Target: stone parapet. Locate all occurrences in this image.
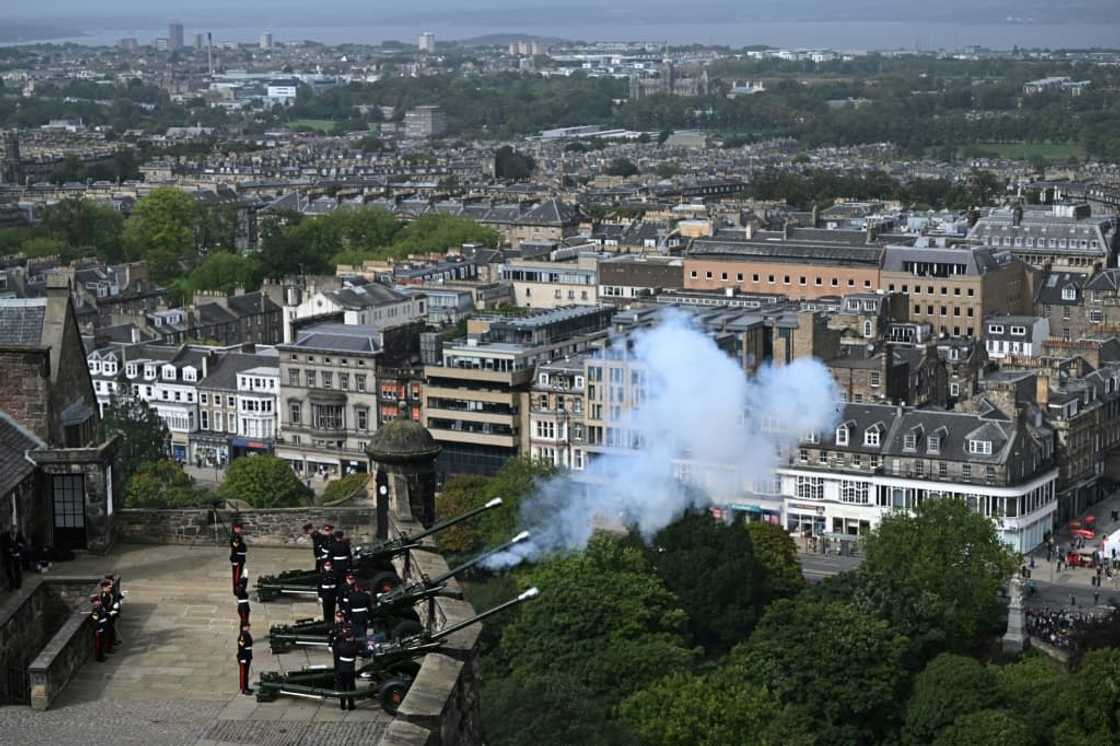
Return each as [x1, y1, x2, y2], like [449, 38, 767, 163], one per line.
[115, 507, 378, 548]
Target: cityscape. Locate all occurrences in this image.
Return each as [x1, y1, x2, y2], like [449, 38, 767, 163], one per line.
[2, 2, 1120, 744]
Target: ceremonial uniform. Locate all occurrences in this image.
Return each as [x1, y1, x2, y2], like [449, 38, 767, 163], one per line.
[91, 597, 108, 662]
[236, 580, 251, 626]
[318, 565, 338, 623]
[237, 628, 254, 694]
[100, 586, 119, 652]
[308, 528, 325, 573]
[333, 636, 359, 710]
[348, 587, 371, 641]
[1, 527, 25, 591]
[328, 533, 352, 574]
[229, 530, 247, 595]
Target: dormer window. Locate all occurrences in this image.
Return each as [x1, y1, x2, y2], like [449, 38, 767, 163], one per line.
[162, 365, 177, 380]
[1062, 286, 1076, 301]
[836, 426, 849, 447]
[864, 428, 880, 447]
[126, 364, 138, 378]
[1010, 325, 1027, 336]
[903, 434, 917, 451]
[805, 431, 819, 444]
[967, 439, 993, 455]
[988, 324, 1004, 335]
[927, 435, 941, 454]
[144, 365, 156, 380]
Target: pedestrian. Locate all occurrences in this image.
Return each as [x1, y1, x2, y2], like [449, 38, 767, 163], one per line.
[100, 579, 120, 653]
[319, 560, 338, 624]
[90, 595, 108, 662]
[0, 523, 25, 591]
[348, 584, 371, 641]
[237, 622, 254, 695]
[229, 523, 247, 596]
[1070, 593, 1078, 607]
[1094, 590, 1101, 606]
[236, 576, 251, 626]
[333, 629, 359, 711]
[1058, 554, 1066, 572]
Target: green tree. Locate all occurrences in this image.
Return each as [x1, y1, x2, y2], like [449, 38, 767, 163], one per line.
[124, 459, 210, 508]
[747, 520, 805, 602]
[902, 654, 1000, 745]
[995, 655, 1066, 738]
[606, 157, 639, 177]
[100, 374, 169, 482]
[434, 474, 492, 555]
[1054, 648, 1120, 742]
[184, 251, 261, 294]
[860, 497, 1018, 659]
[473, 457, 557, 550]
[932, 709, 1032, 746]
[621, 669, 779, 746]
[655, 161, 680, 179]
[492, 534, 695, 703]
[122, 187, 203, 283]
[40, 197, 126, 262]
[730, 597, 911, 743]
[217, 455, 313, 508]
[644, 510, 761, 652]
[321, 473, 369, 502]
[484, 670, 638, 746]
[391, 213, 500, 254]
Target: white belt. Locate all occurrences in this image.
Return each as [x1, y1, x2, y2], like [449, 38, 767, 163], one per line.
[321, 584, 336, 589]
[332, 556, 347, 561]
[242, 646, 252, 650]
[338, 657, 355, 662]
[349, 607, 367, 613]
[238, 599, 250, 605]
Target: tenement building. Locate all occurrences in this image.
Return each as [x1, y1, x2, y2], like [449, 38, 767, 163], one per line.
[774, 399, 1057, 553]
[968, 203, 1118, 271]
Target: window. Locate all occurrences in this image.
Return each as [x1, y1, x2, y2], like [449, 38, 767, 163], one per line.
[289, 402, 302, 425]
[339, 373, 350, 390]
[312, 404, 344, 430]
[322, 371, 333, 389]
[903, 434, 917, 450]
[927, 436, 941, 453]
[201, 410, 209, 430]
[1062, 286, 1077, 301]
[841, 481, 870, 505]
[355, 408, 368, 431]
[796, 476, 824, 500]
[306, 370, 316, 387]
[962, 464, 972, 479]
[355, 374, 367, 391]
[869, 371, 881, 387]
[864, 428, 880, 446]
[863, 320, 873, 338]
[967, 439, 992, 455]
[835, 426, 849, 446]
[201, 393, 208, 404]
[1010, 325, 1027, 336]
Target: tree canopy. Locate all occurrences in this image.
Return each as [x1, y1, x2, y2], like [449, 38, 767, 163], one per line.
[100, 375, 169, 484]
[217, 455, 313, 508]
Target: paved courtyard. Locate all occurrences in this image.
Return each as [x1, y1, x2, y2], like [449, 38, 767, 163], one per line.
[1, 543, 392, 745]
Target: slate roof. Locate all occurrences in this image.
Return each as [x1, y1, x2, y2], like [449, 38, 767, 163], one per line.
[1036, 271, 1089, 305]
[327, 284, 409, 309]
[0, 410, 44, 496]
[285, 322, 383, 354]
[689, 238, 883, 266]
[1086, 269, 1120, 293]
[0, 298, 46, 345]
[881, 244, 1012, 275]
[199, 352, 279, 392]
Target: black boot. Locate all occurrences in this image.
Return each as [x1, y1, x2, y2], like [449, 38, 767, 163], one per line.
[339, 699, 346, 711]
[347, 701, 355, 711]
[242, 687, 254, 695]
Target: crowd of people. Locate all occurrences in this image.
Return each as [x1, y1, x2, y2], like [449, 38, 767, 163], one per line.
[1025, 606, 1114, 652]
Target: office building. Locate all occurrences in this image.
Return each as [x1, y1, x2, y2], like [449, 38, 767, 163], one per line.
[169, 22, 185, 51]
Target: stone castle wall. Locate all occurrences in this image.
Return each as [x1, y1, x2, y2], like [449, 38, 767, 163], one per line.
[115, 506, 379, 548]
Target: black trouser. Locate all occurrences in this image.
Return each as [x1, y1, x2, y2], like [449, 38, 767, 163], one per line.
[335, 669, 355, 709]
[321, 596, 335, 624]
[4, 558, 20, 590]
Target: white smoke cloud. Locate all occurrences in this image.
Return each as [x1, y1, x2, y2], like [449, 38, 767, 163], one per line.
[488, 310, 841, 567]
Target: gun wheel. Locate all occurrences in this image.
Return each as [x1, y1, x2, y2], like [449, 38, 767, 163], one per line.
[391, 619, 424, 640]
[377, 679, 409, 714]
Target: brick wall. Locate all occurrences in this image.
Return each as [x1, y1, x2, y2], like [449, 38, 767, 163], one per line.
[115, 506, 379, 548]
[0, 348, 51, 443]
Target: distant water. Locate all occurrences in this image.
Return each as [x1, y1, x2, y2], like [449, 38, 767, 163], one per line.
[5, 21, 1120, 51]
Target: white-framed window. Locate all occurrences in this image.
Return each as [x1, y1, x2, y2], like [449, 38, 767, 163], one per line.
[967, 439, 993, 455]
[950, 382, 960, 397]
[1062, 287, 1076, 301]
[796, 476, 824, 500]
[903, 434, 917, 450]
[927, 435, 941, 454]
[835, 426, 849, 446]
[864, 428, 880, 447]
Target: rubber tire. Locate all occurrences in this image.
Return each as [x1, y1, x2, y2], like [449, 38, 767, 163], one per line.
[378, 679, 409, 715]
[370, 571, 401, 594]
[392, 619, 423, 640]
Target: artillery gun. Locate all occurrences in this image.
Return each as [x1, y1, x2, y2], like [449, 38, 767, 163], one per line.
[256, 587, 540, 713]
[254, 498, 503, 602]
[267, 531, 530, 654]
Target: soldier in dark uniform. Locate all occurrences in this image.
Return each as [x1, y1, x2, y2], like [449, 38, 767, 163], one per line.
[103, 574, 123, 644]
[237, 622, 254, 695]
[1, 524, 25, 591]
[319, 523, 333, 568]
[236, 576, 251, 626]
[328, 530, 351, 575]
[99, 579, 120, 653]
[304, 523, 325, 573]
[229, 523, 247, 596]
[333, 629, 359, 711]
[348, 583, 371, 641]
[318, 560, 338, 623]
[90, 595, 108, 662]
[337, 571, 357, 620]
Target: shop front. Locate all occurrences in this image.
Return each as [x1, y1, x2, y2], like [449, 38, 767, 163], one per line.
[191, 434, 230, 468]
[231, 436, 274, 459]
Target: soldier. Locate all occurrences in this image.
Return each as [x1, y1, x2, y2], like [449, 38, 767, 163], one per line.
[348, 583, 371, 642]
[318, 559, 338, 623]
[328, 530, 352, 574]
[100, 579, 120, 653]
[90, 595, 108, 662]
[333, 629, 359, 711]
[319, 523, 334, 568]
[1, 523, 25, 591]
[304, 523, 325, 573]
[237, 622, 254, 695]
[229, 523, 247, 595]
[236, 576, 251, 626]
[327, 609, 349, 650]
[337, 571, 357, 620]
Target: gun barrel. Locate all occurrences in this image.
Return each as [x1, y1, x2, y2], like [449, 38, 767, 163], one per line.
[429, 586, 540, 643]
[429, 531, 531, 587]
[407, 498, 504, 544]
